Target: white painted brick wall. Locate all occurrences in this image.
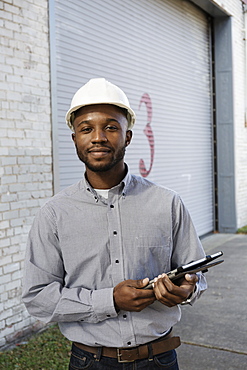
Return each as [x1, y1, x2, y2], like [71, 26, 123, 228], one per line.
[0, 0, 52, 349]
[232, 3, 247, 228]
[214, 0, 247, 228]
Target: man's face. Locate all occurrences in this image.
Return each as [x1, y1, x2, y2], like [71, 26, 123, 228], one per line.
[72, 104, 132, 173]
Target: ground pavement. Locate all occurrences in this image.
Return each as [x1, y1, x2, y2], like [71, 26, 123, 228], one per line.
[173, 233, 247, 370]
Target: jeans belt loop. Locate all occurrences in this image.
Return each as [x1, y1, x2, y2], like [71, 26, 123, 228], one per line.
[95, 347, 102, 361]
[148, 343, 154, 362]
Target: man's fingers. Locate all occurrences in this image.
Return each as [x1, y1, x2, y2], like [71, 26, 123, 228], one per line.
[184, 273, 198, 284]
[134, 277, 150, 289]
[153, 285, 176, 307]
[113, 279, 155, 312]
[153, 274, 194, 307]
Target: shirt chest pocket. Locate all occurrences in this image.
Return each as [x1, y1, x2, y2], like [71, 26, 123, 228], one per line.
[124, 236, 171, 280]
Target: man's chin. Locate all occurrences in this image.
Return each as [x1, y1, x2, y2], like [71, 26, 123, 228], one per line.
[86, 165, 112, 172]
[82, 160, 115, 173]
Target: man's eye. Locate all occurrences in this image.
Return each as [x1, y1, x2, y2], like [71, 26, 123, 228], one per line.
[106, 125, 118, 131]
[80, 127, 92, 133]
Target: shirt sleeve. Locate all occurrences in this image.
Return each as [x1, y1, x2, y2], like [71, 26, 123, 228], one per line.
[171, 194, 207, 304]
[22, 205, 118, 324]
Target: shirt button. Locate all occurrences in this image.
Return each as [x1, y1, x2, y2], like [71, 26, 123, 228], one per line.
[113, 231, 117, 235]
[110, 204, 114, 208]
[123, 314, 127, 319]
[127, 342, 131, 346]
[106, 314, 111, 318]
[115, 260, 119, 263]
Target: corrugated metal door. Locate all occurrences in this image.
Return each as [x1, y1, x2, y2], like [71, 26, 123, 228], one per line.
[50, 0, 213, 236]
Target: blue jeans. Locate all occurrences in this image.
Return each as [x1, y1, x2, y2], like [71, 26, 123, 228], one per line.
[69, 343, 179, 369]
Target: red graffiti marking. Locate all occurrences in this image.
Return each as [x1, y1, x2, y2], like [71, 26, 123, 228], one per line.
[139, 93, 155, 177]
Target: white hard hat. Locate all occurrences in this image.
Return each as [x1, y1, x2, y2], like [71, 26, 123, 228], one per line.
[65, 78, 136, 130]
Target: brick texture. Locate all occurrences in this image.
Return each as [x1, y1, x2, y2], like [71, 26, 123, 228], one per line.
[0, 0, 52, 348]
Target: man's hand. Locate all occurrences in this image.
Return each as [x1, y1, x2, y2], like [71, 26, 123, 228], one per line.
[113, 278, 156, 312]
[152, 273, 198, 307]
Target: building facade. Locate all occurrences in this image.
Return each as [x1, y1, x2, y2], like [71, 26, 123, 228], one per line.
[0, 0, 52, 347]
[0, 0, 246, 349]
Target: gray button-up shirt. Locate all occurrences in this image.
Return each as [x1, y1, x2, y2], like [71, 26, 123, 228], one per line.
[22, 169, 207, 348]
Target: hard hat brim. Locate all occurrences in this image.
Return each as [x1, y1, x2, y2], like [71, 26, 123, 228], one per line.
[66, 102, 136, 131]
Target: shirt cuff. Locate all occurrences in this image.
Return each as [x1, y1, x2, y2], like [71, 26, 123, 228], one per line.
[181, 274, 203, 305]
[181, 284, 197, 305]
[92, 287, 118, 322]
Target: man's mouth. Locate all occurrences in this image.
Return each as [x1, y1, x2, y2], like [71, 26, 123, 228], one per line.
[88, 147, 111, 158]
[89, 148, 110, 152]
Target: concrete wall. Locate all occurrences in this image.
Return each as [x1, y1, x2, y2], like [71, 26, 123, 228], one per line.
[0, 0, 52, 348]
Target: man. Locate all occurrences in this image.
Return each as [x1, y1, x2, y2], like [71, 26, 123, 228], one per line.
[22, 78, 207, 369]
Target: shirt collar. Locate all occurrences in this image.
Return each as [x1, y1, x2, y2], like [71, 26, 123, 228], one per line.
[82, 164, 132, 200]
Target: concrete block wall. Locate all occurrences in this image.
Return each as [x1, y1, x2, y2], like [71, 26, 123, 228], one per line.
[0, 0, 52, 348]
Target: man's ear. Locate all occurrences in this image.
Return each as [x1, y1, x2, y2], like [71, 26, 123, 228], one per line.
[72, 133, 76, 144]
[125, 130, 132, 147]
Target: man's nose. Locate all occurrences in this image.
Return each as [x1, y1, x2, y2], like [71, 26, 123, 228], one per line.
[91, 129, 108, 142]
